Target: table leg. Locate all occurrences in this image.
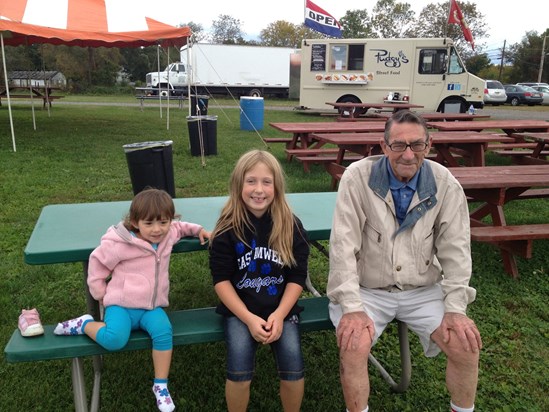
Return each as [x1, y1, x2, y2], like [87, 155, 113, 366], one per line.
[82, 261, 103, 411]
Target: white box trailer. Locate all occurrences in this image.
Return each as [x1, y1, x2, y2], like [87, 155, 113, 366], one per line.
[180, 43, 297, 97]
[299, 37, 484, 114]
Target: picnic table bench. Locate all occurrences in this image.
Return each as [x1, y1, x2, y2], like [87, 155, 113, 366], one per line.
[5, 296, 334, 412]
[0, 93, 65, 108]
[5, 193, 412, 411]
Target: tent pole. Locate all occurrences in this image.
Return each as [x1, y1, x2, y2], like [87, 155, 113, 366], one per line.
[1, 33, 17, 152]
[41, 44, 51, 118]
[166, 46, 170, 130]
[187, 39, 192, 117]
[157, 45, 162, 118]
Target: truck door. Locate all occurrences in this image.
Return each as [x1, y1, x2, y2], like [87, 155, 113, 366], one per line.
[414, 47, 472, 112]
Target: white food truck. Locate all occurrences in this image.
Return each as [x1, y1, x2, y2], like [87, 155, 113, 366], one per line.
[299, 37, 484, 113]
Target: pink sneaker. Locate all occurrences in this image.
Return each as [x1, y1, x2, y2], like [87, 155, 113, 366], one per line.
[18, 308, 45, 337]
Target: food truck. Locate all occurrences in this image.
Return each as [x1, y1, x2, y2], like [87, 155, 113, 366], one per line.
[299, 37, 484, 113]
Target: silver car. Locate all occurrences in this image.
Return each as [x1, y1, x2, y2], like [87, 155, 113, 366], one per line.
[530, 85, 549, 105]
[483, 80, 507, 105]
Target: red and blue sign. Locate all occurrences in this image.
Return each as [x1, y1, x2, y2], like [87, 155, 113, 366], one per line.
[304, 0, 342, 38]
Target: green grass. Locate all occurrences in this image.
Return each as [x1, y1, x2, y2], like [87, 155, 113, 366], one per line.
[1, 101, 548, 411]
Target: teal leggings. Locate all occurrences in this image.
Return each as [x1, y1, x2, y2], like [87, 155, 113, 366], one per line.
[94, 305, 173, 351]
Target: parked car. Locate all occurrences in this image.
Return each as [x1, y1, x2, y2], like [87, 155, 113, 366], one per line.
[516, 82, 549, 88]
[503, 84, 543, 106]
[530, 85, 549, 105]
[483, 80, 507, 105]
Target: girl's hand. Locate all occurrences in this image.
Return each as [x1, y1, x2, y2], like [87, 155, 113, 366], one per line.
[245, 314, 271, 344]
[198, 228, 211, 245]
[263, 311, 284, 344]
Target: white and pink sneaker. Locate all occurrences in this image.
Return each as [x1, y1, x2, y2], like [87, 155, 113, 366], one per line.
[18, 308, 45, 337]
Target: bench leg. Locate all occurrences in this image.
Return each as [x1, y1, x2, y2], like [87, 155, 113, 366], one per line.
[368, 321, 412, 393]
[72, 358, 89, 412]
[71, 357, 102, 412]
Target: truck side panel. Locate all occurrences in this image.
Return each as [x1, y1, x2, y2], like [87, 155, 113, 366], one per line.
[299, 38, 484, 112]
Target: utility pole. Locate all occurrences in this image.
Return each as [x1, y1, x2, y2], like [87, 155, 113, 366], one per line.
[538, 35, 548, 83]
[498, 40, 506, 81]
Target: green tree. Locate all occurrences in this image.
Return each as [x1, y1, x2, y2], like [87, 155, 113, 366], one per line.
[371, 0, 416, 38]
[211, 14, 245, 44]
[260, 21, 321, 48]
[464, 53, 491, 75]
[181, 21, 207, 43]
[339, 9, 375, 39]
[506, 31, 549, 83]
[414, 1, 487, 59]
[260, 21, 301, 48]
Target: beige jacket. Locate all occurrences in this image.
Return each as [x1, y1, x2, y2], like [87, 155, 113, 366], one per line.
[327, 156, 476, 315]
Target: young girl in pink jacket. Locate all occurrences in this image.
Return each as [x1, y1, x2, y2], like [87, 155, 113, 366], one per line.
[54, 188, 210, 412]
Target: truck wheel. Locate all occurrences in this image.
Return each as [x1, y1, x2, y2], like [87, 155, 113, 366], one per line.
[337, 96, 363, 117]
[438, 98, 468, 113]
[249, 89, 262, 97]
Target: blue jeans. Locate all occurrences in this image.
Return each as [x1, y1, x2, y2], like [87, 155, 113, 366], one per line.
[224, 314, 304, 382]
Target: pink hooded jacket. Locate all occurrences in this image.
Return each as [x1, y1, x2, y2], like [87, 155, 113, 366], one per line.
[88, 220, 203, 310]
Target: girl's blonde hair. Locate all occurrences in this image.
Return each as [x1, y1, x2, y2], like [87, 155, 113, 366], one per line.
[212, 150, 303, 266]
[123, 188, 180, 231]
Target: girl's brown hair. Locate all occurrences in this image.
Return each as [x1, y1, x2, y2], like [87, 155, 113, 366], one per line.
[211, 150, 303, 266]
[123, 188, 180, 231]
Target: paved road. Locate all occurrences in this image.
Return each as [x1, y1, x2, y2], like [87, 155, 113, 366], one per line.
[9, 99, 549, 120]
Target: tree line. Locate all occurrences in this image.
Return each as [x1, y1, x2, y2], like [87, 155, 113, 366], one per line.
[3, 0, 548, 92]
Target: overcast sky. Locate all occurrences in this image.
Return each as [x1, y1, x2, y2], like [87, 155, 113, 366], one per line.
[142, 0, 547, 52]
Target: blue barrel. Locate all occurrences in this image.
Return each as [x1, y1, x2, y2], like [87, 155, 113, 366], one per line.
[240, 97, 264, 131]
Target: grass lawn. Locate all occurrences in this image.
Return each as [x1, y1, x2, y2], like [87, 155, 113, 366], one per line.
[1, 100, 548, 411]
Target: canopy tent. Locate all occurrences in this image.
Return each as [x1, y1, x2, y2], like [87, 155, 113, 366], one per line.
[1, 0, 191, 151]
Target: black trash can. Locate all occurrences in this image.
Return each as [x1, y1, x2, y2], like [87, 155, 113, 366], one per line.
[186, 115, 217, 156]
[122, 140, 176, 198]
[190, 94, 209, 116]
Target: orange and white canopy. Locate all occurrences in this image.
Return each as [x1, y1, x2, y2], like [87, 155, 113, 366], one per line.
[0, 0, 190, 48]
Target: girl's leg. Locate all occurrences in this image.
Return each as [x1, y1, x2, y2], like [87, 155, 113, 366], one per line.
[141, 308, 175, 412]
[280, 378, 305, 412]
[225, 380, 251, 412]
[224, 316, 257, 412]
[54, 306, 131, 352]
[141, 307, 174, 378]
[271, 315, 305, 412]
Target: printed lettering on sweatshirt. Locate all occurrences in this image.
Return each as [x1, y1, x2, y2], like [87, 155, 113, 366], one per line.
[235, 239, 284, 294]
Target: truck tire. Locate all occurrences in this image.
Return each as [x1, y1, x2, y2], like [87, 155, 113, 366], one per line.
[249, 89, 262, 97]
[157, 84, 173, 97]
[336, 95, 363, 117]
[437, 98, 468, 113]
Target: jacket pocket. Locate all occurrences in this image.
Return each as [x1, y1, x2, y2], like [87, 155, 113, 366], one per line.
[359, 221, 384, 272]
[416, 229, 435, 274]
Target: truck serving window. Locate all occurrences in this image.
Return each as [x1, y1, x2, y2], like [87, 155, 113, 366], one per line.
[329, 44, 364, 71]
[419, 49, 447, 75]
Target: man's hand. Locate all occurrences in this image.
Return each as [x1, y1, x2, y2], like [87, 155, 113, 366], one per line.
[440, 312, 482, 352]
[336, 311, 375, 351]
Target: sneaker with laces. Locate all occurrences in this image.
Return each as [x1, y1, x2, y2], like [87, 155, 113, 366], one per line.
[18, 308, 45, 337]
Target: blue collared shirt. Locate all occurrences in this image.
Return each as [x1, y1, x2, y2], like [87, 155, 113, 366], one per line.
[387, 161, 420, 225]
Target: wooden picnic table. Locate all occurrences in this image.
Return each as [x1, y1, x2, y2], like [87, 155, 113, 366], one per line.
[426, 119, 549, 136]
[448, 164, 549, 277]
[0, 85, 64, 108]
[312, 131, 515, 188]
[506, 132, 549, 164]
[418, 112, 491, 121]
[326, 101, 424, 118]
[268, 121, 387, 155]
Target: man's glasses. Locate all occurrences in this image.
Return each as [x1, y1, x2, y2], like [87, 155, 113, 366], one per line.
[387, 141, 429, 152]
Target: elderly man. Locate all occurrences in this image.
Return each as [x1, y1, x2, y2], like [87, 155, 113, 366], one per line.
[327, 110, 482, 412]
